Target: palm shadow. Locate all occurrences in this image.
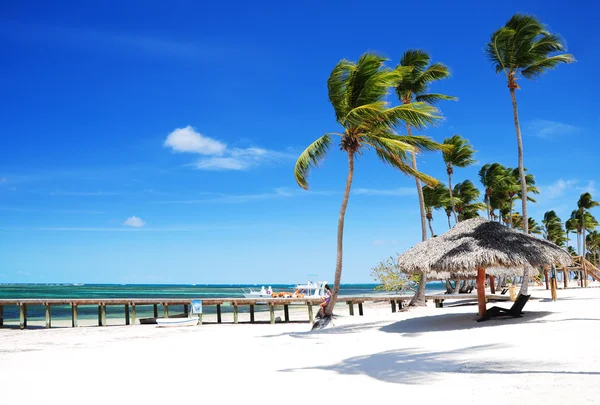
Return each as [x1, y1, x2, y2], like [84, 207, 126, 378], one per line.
[280, 344, 600, 384]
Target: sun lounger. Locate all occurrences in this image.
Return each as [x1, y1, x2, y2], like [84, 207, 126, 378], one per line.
[476, 294, 530, 322]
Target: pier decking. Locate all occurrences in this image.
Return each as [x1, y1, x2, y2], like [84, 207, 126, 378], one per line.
[0, 293, 512, 329]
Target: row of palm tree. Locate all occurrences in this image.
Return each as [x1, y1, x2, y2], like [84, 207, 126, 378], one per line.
[294, 13, 575, 316]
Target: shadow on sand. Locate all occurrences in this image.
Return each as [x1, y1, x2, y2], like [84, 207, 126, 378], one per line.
[280, 343, 600, 384]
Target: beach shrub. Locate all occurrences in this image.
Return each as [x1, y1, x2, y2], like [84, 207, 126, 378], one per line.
[371, 256, 419, 294]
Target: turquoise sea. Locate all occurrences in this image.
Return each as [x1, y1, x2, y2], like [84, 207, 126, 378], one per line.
[0, 283, 445, 323]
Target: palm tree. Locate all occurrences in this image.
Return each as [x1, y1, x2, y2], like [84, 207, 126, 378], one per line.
[395, 50, 456, 241]
[504, 167, 539, 228]
[527, 217, 543, 235]
[479, 163, 509, 219]
[569, 210, 598, 256]
[422, 184, 448, 238]
[542, 210, 566, 246]
[442, 135, 476, 223]
[295, 53, 443, 316]
[453, 180, 484, 221]
[586, 231, 600, 265]
[566, 216, 578, 253]
[486, 14, 574, 236]
[577, 192, 599, 259]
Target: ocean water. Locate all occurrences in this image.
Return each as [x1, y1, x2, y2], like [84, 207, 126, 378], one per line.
[0, 283, 445, 322]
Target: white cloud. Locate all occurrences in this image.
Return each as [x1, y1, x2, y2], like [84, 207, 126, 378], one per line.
[526, 119, 580, 139]
[124, 216, 146, 228]
[541, 179, 596, 200]
[164, 126, 226, 155]
[354, 188, 415, 196]
[164, 126, 293, 171]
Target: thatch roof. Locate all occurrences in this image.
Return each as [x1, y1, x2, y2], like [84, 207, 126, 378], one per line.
[397, 217, 573, 279]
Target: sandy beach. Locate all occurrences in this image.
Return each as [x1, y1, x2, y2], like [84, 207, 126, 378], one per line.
[1, 286, 599, 405]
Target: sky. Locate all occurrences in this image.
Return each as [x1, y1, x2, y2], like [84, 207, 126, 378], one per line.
[1, 0, 598, 284]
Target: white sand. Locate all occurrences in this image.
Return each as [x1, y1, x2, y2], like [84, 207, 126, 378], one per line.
[1, 287, 600, 405]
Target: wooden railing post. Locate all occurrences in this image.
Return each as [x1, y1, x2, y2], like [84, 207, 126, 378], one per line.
[249, 305, 255, 323]
[124, 304, 130, 325]
[0, 304, 3, 327]
[183, 304, 189, 317]
[72, 304, 78, 327]
[163, 304, 169, 318]
[131, 304, 136, 325]
[233, 305, 238, 324]
[283, 304, 290, 323]
[216, 304, 222, 323]
[390, 300, 396, 313]
[19, 303, 27, 330]
[269, 304, 275, 324]
[45, 304, 51, 328]
[307, 303, 313, 323]
[358, 302, 363, 316]
[153, 304, 158, 318]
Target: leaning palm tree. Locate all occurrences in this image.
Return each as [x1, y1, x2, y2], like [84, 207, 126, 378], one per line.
[442, 135, 476, 223]
[577, 192, 599, 259]
[479, 163, 509, 219]
[295, 53, 443, 316]
[453, 180, 484, 221]
[395, 50, 456, 241]
[422, 184, 448, 238]
[486, 14, 575, 237]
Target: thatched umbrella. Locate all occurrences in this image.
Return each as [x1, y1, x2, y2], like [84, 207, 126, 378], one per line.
[397, 217, 572, 316]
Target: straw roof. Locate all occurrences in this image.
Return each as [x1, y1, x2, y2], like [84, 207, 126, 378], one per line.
[397, 217, 573, 279]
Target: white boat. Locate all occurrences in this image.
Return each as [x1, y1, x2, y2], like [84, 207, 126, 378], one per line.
[155, 317, 198, 327]
[243, 281, 329, 300]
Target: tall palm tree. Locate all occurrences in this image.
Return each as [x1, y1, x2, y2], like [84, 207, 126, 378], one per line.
[586, 231, 600, 265]
[486, 13, 575, 237]
[422, 184, 448, 238]
[577, 192, 599, 259]
[566, 216, 578, 254]
[542, 210, 566, 246]
[442, 135, 476, 223]
[453, 180, 484, 221]
[395, 50, 456, 241]
[504, 167, 539, 228]
[479, 163, 509, 219]
[295, 53, 443, 316]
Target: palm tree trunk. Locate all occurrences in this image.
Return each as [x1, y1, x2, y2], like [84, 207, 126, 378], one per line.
[485, 194, 491, 220]
[508, 197, 514, 228]
[409, 271, 427, 306]
[581, 208, 587, 261]
[325, 150, 355, 316]
[446, 214, 451, 229]
[428, 217, 435, 239]
[510, 88, 529, 295]
[407, 125, 427, 242]
[448, 172, 458, 223]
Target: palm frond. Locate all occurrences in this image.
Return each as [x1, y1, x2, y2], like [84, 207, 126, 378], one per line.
[416, 63, 453, 86]
[521, 54, 575, 79]
[327, 60, 355, 122]
[294, 134, 333, 190]
[415, 93, 458, 105]
[442, 135, 477, 168]
[379, 102, 441, 130]
[373, 147, 439, 186]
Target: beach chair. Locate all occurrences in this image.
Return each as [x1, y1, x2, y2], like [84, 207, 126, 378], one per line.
[476, 294, 530, 322]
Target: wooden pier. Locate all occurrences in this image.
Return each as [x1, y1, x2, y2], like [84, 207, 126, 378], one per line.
[0, 293, 511, 330]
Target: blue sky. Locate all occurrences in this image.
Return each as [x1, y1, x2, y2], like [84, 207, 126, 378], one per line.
[1, 1, 598, 284]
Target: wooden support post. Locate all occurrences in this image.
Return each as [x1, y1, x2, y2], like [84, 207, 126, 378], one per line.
[390, 300, 396, 313]
[45, 304, 51, 329]
[348, 302, 354, 316]
[435, 299, 443, 308]
[489, 275, 496, 294]
[398, 300, 403, 310]
[163, 304, 169, 318]
[0, 304, 4, 327]
[72, 304, 78, 327]
[131, 304, 136, 325]
[584, 269, 589, 288]
[124, 304, 130, 325]
[19, 304, 27, 330]
[249, 305, 255, 323]
[307, 303, 314, 324]
[99, 304, 107, 327]
[544, 269, 549, 290]
[551, 278, 557, 301]
[284, 305, 289, 323]
[477, 267, 487, 317]
[269, 304, 275, 324]
[563, 267, 568, 288]
[216, 304, 222, 323]
[198, 313, 203, 325]
[183, 304, 189, 316]
[358, 302, 363, 316]
[153, 304, 158, 318]
[233, 305, 238, 324]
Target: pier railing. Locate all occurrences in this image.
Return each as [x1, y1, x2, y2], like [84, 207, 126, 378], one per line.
[0, 293, 511, 330]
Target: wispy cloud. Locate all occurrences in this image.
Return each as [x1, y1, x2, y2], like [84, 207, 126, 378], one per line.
[354, 188, 415, 196]
[49, 190, 121, 197]
[153, 187, 334, 204]
[541, 179, 596, 200]
[164, 126, 294, 171]
[526, 119, 581, 140]
[124, 216, 146, 228]
[3, 22, 240, 61]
